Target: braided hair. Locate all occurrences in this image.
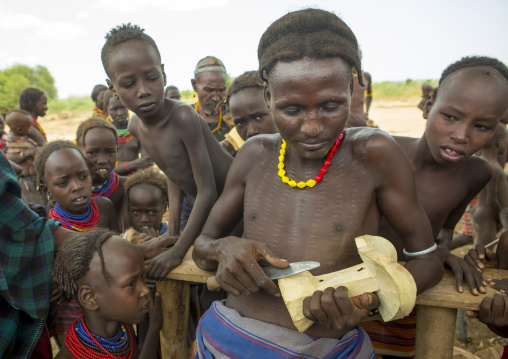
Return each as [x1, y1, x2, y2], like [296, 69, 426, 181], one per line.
[51, 229, 114, 300]
[258, 8, 363, 86]
[19, 88, 45, 113]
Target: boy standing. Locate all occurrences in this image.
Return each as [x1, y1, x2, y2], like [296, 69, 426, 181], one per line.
[101, 24, 233, 279]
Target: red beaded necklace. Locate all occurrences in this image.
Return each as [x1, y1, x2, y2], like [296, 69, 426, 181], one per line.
[278, 131, 345, 188]
[65, 316, 133, 359]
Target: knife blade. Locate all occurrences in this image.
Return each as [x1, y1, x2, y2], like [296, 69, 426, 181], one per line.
[207, 261, 320, 291]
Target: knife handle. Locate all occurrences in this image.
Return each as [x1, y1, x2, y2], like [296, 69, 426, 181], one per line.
[207, 276, 222, 291]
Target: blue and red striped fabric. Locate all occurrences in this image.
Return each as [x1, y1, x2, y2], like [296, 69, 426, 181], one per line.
[196, 301, 375, 359]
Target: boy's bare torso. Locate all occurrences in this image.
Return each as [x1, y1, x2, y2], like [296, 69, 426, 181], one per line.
[378, 136, 490, 256]
[129, 100, 232, 196]
[117, 137, 141, 163]
[227, 129, 385, 338]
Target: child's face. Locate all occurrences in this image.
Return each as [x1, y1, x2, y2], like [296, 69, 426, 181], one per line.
[107, 42, 166, 119]
[82, 127, 118, 180]
[85, 236, 151, 324]
[265, 57, 353, 159]
[42, 148, 92, 215]
[96, 90, 106, 110]
[35, 95, 48, 118]
[6, 113, 32, 136]
[129, 184, 166, 232]
[107, 96, 129, 128]
[230, 87, 277, 141]
[165, 88, 181, 100]
[192, 72, 227, 116]
[423, 71, 508, 164]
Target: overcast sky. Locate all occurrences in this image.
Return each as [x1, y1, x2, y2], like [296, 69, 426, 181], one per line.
[1, 0, 507, 98]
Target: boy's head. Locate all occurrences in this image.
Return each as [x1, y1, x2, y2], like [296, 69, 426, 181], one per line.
[102, 24, 166, 119]
[258, 9, 361, 159]
[35, 140, 92, 213]
[91, 84, 108, 110]
[423, 56, 508, 164]
[125, 167, 168, 232]
[226, 71, 277, 141]
[5, 109, 33, 137]
[164, 85, 181, 100]
[52, 229, 151, 324]
[191, 56, 227, 116]
[103, 89, 129, 128]
[19, 88, 47, 118]
[422, 84, 433, 98]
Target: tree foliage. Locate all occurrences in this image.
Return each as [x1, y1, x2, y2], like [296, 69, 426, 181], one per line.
[0, 64, 57, 114]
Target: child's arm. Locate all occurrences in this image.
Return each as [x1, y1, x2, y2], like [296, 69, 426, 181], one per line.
[28, 126, 46, 146]
[114, 157, 153, 175]
[5, 147, 37, 164]
[139, 292, 162, 359]
[146, 111, 219, 280]
[369, 132, 444, 294]
[166, 179, 183, 236]
[435, 166, 491, 294]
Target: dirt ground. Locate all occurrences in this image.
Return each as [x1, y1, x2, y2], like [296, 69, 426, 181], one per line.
[42, 99, 501, 357]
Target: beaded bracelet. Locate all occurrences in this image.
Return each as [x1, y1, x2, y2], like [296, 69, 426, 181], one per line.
[403, 243, 437, 257]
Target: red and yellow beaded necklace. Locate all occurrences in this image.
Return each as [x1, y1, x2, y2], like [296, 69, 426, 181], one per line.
[278, 131, 344, 188]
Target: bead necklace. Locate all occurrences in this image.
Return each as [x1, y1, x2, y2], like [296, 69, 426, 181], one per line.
[278, 131, 345, 188]
[66, 316, 133, 359]
[195, 101, 222, 134]
[92, 172, 120, 198]
[116, 128, 133, 144]
[49, 201, 99, 232]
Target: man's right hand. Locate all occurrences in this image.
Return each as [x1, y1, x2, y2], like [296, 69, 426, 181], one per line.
[214, 237, 289, 297]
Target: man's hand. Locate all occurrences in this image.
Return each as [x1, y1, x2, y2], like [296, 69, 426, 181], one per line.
[464, 244, 499, 271]
[130, 156, 153, 172]
[302, 287, 379, 334]
[439, 248, 486, 295]
[145, 247, 185, 280]
[213, 237, 289, 297]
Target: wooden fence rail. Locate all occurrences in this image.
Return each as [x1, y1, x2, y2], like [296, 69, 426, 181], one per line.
[155, 249, 508, 359]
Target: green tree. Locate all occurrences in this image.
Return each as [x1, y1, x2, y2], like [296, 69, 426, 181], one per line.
[0, 64, 57, 114]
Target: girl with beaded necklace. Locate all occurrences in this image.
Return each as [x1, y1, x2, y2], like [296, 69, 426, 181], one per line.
[76, 117, 129, 231]
[52, 229, 162, 359]
[35, 140, 119, 345]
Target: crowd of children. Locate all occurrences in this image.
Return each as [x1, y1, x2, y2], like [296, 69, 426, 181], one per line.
[1, 7, 508, 359]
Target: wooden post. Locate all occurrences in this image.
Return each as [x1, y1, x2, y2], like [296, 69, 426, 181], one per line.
[414, 305, 456, 359]
[156, 279, 190, 359]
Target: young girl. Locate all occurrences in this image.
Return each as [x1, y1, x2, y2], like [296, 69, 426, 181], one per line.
[102, 90, 153, 176]
[91, 84, 108, 118]
[52, 229, 162, 359]
[76, 117, 128, 230]
[19, 87, 48, 145]
[124, 167, 168, 241]
[35, 140, 119, 344]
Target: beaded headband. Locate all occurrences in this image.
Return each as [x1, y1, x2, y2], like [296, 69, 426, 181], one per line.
[194, 66, 226, 75]
[194, 56, 226, 75]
